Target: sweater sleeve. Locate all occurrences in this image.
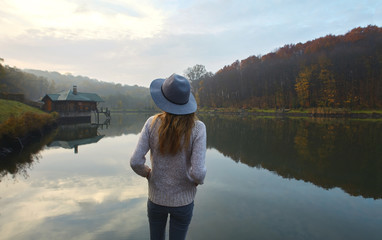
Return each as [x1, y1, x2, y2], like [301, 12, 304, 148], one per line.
[190, 121, 207, 185]
[130, 117, 152, 178]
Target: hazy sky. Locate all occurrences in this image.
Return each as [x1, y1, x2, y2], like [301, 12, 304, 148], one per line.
[1, 0, 381, 87]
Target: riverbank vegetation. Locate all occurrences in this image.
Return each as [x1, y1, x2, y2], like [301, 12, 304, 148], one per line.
[0, 99, 46, 122]
[0, 99, 58, 145]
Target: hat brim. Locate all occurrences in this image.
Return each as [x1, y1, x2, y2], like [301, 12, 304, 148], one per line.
[150, 78, 197, 115]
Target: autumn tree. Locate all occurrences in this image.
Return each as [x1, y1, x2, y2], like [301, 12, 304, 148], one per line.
[319, 68, 337, 107]
[295, 66, 315, 108]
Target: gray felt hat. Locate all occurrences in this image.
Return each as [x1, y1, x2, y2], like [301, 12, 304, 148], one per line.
[150, 74, 197, 115]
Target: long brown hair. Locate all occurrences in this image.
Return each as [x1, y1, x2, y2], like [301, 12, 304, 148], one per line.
[152, 112, 197, 155]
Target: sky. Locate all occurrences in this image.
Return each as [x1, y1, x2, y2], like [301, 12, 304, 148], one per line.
[1, 0, 381, 87]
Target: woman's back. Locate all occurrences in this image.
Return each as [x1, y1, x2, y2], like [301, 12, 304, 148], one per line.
[131, 115, 206, 207]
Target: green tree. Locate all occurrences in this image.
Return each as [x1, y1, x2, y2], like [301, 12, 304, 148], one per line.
[184, 64, 213, 105]
[184, 64, 208, 82]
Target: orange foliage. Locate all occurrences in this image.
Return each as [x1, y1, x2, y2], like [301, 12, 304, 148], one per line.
[0, 112, 57, 140]
[343, 25, 382, 42]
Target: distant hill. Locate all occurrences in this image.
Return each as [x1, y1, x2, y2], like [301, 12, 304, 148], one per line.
[0, 65, 155, 110]
[23, 69, 147, 98]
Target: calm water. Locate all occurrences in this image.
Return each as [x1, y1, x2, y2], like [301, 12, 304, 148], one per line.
[1, 114, 381, 240]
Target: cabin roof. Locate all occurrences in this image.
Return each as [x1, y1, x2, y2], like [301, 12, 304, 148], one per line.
[45, 90, 104, 102]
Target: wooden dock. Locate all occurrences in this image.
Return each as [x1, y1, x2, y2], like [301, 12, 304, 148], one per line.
[94, 107, 111, 124]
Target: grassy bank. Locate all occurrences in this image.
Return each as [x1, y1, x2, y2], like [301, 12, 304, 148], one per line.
[0, 99, 58, 142]
[0, 99, 46, 123]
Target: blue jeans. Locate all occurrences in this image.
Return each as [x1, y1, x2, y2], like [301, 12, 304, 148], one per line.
[147, 200, 194, 240]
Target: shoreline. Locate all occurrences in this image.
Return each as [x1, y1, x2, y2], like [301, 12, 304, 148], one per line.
[110, 108, 382, 119]
[109, 108, 382, 119]
[196, 109, 382, 119]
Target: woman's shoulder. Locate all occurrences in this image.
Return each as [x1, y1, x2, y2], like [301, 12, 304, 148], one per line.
[142, 115, 158, 131]
[195, 119, 205, 127]
[145, 115, 160, 125]
[193, 120, 206, 134]
[147, 115, 156, 122]
[143, 116, 154, 126]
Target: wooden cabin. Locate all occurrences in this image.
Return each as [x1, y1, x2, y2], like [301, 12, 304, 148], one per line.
[42, 86, 104, 123]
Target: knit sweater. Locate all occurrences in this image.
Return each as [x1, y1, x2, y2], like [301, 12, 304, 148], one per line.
[130, 116, 207, 207]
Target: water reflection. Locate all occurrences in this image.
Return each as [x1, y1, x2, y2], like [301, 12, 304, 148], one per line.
[0, 130, 57, 181]
[96, 113, 151, 137]
[199, 115, 382, 199]
[47, 124, 105, 154]
[3, 113, 381, 200]
[1, 114, 381, 240]
[0, 114, 151, 240]
[0, 113, 149, 181]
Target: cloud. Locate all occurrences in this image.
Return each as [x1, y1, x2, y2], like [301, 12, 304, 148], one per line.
[0, 174, 148, 239]
[0, 0, 165, 40]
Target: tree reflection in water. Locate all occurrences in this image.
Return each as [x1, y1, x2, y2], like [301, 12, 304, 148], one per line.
[0, 130, 57, 181]
[199, 115, 382, 199]
[1, 123, 105, 180]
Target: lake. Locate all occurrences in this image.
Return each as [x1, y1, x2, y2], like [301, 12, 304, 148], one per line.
[1, 114, 381, 240]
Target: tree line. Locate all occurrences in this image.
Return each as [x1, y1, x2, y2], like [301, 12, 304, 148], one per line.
[192, 25, 382, 110]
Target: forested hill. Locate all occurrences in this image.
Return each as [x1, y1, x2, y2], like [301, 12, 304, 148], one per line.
[194, 25, 382, 110]
[0, 65, 154, 110]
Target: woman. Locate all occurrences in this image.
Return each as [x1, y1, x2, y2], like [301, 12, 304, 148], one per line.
[130, 74, 207, 240]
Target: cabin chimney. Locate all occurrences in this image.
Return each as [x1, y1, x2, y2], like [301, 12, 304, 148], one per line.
[73, 85, 77, 95]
